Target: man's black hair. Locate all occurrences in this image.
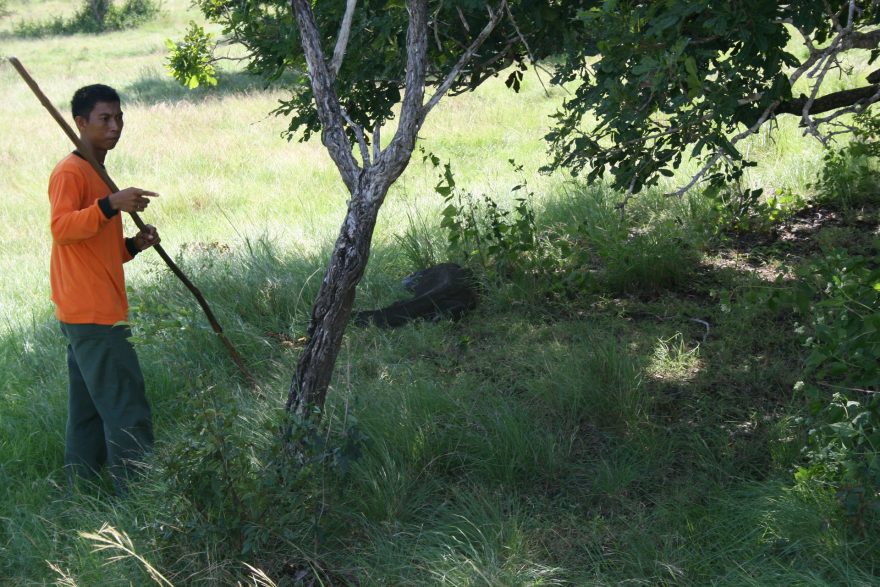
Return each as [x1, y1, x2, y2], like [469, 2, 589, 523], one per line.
[71, 84, 121, 120]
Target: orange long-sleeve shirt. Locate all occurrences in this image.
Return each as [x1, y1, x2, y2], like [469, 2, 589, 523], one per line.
[49, 153, 135, 325]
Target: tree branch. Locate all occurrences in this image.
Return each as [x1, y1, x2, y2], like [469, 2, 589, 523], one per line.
[846, 28, 880, 49]
[372, 121, 381, 162]
[291, 0, 360, 192]
[432, 0, 444, 51]
[421, 1, 508, 121]
[505, 4, 550, 96]
[674, 7, 877, 194]
[788, 19, 847, 88]
[668, 99, 781, 197]
[802, 54, 842, 140]
[331, 0, 358, 81]
[505, 4, 530, 61]
[810, 85, 880, 126]
[380, 0, 429, 180]
[792, 22, 819, 56]
[801, 1, 858, 135]
[340, 106, 371, 166]
[776, 84, 880, 116]
[448, 45, 516, 94]
[456, 6, 471, 33]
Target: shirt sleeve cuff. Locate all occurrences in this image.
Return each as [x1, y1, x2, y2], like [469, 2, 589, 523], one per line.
[98, 196, 118, 219]
[125, 238, 140, 258]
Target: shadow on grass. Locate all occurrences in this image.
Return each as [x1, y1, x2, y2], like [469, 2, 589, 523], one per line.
[123, 69, 284, 106]
[1, 228, 876, 584]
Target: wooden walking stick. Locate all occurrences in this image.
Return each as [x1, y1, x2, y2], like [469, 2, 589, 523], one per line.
[8, 56, 255, 386]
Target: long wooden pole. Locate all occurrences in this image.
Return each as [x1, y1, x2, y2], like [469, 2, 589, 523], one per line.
[8, 56, 255, 386]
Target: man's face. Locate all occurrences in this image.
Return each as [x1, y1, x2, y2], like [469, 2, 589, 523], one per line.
[75, 101, 124, 152]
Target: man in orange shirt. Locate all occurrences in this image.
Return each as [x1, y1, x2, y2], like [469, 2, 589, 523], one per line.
[50, 84, 160, 491]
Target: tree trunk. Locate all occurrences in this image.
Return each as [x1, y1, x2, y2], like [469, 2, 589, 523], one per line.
[285, 0, 430, 422]
[286, 176, 386, 419]
[285, 0, 504, 422]
[90, 0, 110, 26]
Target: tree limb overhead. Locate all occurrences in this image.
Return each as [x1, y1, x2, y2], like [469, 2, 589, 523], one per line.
[775, 84, 880, 116]
[330, 0, 357, 82]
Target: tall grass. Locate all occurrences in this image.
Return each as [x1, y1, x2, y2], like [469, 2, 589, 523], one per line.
[3, 224, 879, 584]
[2, 1, 879, 585]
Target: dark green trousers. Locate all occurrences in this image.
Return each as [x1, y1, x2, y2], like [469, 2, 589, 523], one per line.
[60, 322, 153, 491]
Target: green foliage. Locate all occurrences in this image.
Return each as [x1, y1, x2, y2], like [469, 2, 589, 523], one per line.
[436, 159, 542, 282]
[6, 1, 880, 581]
[394, 210, 442, 270]
[155, 387, 264, 552]
[165, 22, 219, 90]
[425, 154, 578, 299]
[152, 385, 366, 557]
[848, 109, 880, 160]
[792, 120, 880, 507]
[702, 184, 807, 235]
[12, 0, 160, 37]
[649, 332, 700, 379]
[425, 156, 703, 301]
[103, 0, 160, 30]
[3, 219, 879, 584]
[595, 217, 701, 296]
[541, 188, 703, 297]
[814, 111, 880, 211]
[171, 0, 585, 143]
[784, 250, 880, 527]
[545, 0, 880, 194]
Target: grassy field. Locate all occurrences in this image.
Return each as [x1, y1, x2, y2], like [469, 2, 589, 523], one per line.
[2, 1, 879, 585]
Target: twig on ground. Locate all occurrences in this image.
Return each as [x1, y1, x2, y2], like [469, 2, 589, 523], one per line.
[689, 318, 711, 344]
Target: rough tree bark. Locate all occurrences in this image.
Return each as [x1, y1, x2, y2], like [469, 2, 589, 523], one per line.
[285, 0, 507, 420]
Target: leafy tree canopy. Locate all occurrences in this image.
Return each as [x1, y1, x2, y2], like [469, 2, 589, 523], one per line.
[173, 1, 880, 197]
[179, 0, 586, 144]
[546, 0, 880, 195]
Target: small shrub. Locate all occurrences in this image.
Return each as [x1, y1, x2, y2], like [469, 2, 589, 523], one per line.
[12, 15, 69, 37]
[702, 184, 807, 235]
[541, 336, 646, 433]
[148, 380, 367, 559]
[425, 157, 702, 301]
[104, 0, 160, 29]
[783, 249, 880, 529]
[429, 154, 565, 294]
[814, 110, 880, 211]
[596, 220, 701, 296]
[12, 0, 160, 37]
[648, 332, 701, 381]
[564, 189, 703, 297]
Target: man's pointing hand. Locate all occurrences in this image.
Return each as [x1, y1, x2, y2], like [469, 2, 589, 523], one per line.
[109, 187, 158, 213]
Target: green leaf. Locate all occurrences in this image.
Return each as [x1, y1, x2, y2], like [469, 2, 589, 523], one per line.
[828, 421, 858, 439]
[684, 56, 698, 79]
